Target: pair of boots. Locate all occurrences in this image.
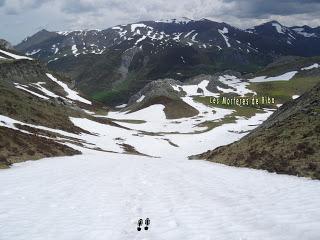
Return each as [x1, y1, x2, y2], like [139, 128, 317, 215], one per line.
[137, 218, 150, 231]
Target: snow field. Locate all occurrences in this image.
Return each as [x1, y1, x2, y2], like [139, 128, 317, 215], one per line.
[1, 72, 320, 240]
[1, 151, 320, 240]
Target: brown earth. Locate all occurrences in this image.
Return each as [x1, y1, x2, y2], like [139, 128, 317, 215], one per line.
[0, 127, 81, 168]
[136, 96, 199, 119]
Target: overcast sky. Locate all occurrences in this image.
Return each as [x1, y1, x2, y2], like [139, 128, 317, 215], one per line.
[1, 0, 320, 44]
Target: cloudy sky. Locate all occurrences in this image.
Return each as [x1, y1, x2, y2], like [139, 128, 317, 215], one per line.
[1, 0, 320, 44]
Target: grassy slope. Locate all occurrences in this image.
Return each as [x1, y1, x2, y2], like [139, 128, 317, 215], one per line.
[0, 59, 90, 166]
[248, 56, 320, 104]
[249, 75, 320, 104]
[0, 81, 86, 133]
[0, 83, 84, 167]
[193, 95, 266, 132]
[191, 83, 320, 179]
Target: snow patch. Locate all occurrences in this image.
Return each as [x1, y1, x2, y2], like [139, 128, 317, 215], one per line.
[25, 49, 41, 56]
[131, 23, 147, 32]
[135, 35, 147, 45]
[249, 71, 298, 82]
[292, 95, 300, 99]
[31, 82, 61, 99]
[218, 27, 231, 47]
[71, 45, 79, 57]
[136, 95, 145, 102]
[301, 63, 319, 70]
[46, 73, 92, 105]
[292, 28, 316, 38]
[14, 83, 49, 100]
[0, 49, 32, 60]
[185, 30, 196, 38]
[115, 104, 127, 109]
[218, 75, 254, 96]
[171, 80, 218, 97]
[272, 22, 285, 34]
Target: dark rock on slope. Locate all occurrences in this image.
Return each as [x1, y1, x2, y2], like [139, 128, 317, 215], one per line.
[190, 82, 320, 179]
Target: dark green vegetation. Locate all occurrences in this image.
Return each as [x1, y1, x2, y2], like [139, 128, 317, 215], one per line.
[191, 82, 320, 180]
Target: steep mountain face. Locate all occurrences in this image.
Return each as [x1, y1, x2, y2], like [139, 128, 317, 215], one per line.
[0, 45, 98, 167]
[248, 21, 320, 56]
[190, 82, 320, 179]
[15, 19, 320, 105]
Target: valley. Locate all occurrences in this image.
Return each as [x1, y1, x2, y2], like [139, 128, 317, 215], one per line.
[0, 17, 320, 240]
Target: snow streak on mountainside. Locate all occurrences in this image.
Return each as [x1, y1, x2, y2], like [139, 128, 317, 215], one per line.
[0, 49, 32, 60]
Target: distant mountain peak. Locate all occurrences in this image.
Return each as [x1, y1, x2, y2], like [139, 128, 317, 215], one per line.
[155, 17, 193, 24]
[251, 20, 290, 35]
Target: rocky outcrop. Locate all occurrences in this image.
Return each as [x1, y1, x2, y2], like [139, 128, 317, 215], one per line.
[126, 78, 199, 119]
[127, 78, 184, 105]
[186, 71, 241, 93]
[0, 39, 13, 50]
[117, 46, 142, 81]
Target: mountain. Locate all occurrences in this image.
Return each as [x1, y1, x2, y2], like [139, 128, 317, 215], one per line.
[16, 19, 320, 61]
[14, 19, 320, 105]
[247, 21, 320, 56]
[190, 81, 320, 179]
[0, 42, 111, 168]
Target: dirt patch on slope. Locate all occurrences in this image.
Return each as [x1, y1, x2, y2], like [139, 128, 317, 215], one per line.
[0, 126, 81, 168]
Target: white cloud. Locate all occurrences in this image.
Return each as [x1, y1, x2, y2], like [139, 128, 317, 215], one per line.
[0, 0, 319, 44]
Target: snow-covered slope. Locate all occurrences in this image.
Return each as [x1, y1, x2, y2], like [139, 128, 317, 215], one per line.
[1, 45, 320, 239]
[15, 19, 320, 64]
[1, 71, 320, 239]
[1, 106, 320, 239]
[0, 48, 32, 60]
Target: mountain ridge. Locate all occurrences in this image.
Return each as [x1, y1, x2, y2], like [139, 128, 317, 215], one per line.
[12, 18, 320, 106]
